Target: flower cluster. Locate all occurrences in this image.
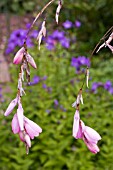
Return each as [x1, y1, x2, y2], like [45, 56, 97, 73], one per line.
[63, 20, 81, 29]
[73, 110, 101, 153]
[71, 56, 90, 73]
[5, 29, 38, 55]
[92, 80, 113, 94]
[4, 95, 42, 154]
[45, 30, 70, 50]
[72, 89, 101, 154]
[4, 0, 63, 154]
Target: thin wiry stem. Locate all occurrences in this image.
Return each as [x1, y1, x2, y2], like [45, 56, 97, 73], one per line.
[91, 26, 113, 57]
[24, 0, 56, 43]
[78, 26, 113, 102]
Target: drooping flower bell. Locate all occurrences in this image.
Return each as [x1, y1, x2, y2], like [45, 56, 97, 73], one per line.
[12, 113, 42, 154]
[72, 110, 101, 154]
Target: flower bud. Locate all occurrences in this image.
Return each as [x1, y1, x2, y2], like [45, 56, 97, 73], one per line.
[13, 47, 25, 64]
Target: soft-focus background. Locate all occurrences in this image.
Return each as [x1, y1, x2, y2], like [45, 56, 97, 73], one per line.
[0, 0, 113, 169]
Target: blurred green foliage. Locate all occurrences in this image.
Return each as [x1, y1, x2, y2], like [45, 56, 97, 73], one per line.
[0, 0, 113, 170]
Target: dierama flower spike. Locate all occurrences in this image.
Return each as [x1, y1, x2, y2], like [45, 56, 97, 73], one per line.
[13, 47, 25, 64]
[55, 0, 62, 24]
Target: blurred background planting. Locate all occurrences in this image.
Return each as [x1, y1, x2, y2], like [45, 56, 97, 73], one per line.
[0, 0, 113, 169]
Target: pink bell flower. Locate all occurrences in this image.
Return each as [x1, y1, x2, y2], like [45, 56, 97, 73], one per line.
[13, 47, 25, 64]
[12, 113, 42, 153]
[72, 110, 101, 154]
[4, 97, 18, 116]
[24, 116, 42, 139]
[12, 114, 42, 138]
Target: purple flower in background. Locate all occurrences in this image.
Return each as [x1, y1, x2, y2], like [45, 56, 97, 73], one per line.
[91, 81, 113, 94]
[5, 28, 35, 54]
[59, 37, 70, 48]
[109, 87, 113, 94]
[46, 35, 56, 50]
[71, 56, 90, 72]
[46, 109, 51, 114]
[52, 30, 65, 40]
[45, 30, 70, 50]
[91, 82, 99, 92]
[60, 105, 67, 112]
[26, 23, 31, 29]
[42, 76, 47, 81]
[78, 56, 90, 67]
[42, 84, 47, 89]
[0, 87, 3, 100]
[75, 20, 81, 28]
[91, 82, 103, 93]
[30, 76, 40, 85]
[47, 87, 52, 93]
[54, 99, 59, 106]
[63, 20, 73, 29]
[30, 30, 38, 39]
[104, 80, 112, 90]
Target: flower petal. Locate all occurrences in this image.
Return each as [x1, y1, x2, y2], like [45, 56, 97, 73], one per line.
[72, 110, 80, 138]
[84, 126, 101, 144]
[17, 103, 24, 131]
[25, 134, 31, 148]
[76, 120, 85, 139]
[19, 131, 25, 142]
[12, 114, 20, 134]
[83, 137, 100, 154]
[24, 116, 42, 133]
[24, 122, 37, 139]
[4, 97, 18, 116]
